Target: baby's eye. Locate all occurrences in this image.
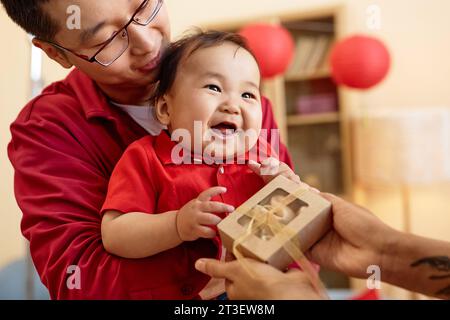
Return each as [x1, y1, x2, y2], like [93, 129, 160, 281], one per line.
[205, 84, 221, 92]
[242, 92, 256, 99]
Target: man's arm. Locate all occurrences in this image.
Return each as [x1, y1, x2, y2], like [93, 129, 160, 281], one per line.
[9, 112, 158, 299]
[195, 194, 450, 299]
[309, 194, 450, 299]
[383, 232, 450, 299]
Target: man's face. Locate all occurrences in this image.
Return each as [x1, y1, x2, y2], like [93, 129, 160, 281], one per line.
[44, 0, 170, 88]
[162, 42, 263, 160]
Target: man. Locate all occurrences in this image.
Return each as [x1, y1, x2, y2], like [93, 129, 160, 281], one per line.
[3, 0, 292, 299]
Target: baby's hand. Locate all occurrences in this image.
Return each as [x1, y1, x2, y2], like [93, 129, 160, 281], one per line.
[176, 186, 234, 241]
[248, 158, 319, 194]
[248, 158, 301, 184]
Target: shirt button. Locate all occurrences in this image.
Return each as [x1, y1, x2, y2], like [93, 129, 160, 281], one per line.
[219, 166, 225, 174]
[181, 284, 194, 296]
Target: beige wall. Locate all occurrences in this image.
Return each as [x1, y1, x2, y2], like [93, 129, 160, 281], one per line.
[1, 0, 449, 298]
[0, 9, 29, 268]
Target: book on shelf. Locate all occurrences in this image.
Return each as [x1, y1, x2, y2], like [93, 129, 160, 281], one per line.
[317, 38, 335, 72]
[286, 34, 334, 77]
[286, 35, 316, 76]
[305, 35, 332, 73]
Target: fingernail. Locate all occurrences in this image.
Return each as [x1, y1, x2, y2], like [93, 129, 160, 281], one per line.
[227, 205, 235, 212]
[195, 259, 205, 271]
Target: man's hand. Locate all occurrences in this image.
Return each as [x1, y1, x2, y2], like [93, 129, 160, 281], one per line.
[307, 193, 398, 279]
[176, 186, 234, 241]
[195, 257, 323, 300]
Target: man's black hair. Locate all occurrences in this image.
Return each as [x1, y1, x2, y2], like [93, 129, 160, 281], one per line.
[1, 0, 59, 40]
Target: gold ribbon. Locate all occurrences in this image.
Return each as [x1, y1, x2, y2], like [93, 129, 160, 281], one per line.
[232, 186, 329, 299]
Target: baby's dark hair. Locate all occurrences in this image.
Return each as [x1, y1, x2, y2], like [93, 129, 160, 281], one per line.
[152, 30, 258, 104]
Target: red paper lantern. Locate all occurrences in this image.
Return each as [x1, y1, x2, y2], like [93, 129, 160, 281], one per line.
[239, 24, 295, 79]
[330, 35, 391, 90]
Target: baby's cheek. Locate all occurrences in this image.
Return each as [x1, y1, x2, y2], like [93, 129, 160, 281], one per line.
[244, 108, 262, 130]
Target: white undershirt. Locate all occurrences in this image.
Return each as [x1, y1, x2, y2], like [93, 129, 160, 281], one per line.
[111, 101, 166, 136]
[112, 101, 226, 299]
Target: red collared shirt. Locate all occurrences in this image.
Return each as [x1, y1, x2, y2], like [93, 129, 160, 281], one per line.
[7, 68, 292, 299]
[101, 131, 270, 299]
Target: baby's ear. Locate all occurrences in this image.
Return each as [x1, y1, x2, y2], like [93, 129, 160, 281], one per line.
[155, 96, 171, 126]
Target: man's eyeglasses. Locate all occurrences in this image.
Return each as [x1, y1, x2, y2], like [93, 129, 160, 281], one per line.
[45, 0, 163, 67]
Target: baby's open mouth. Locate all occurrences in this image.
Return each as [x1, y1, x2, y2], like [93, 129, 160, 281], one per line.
[210, 122, 238, 136]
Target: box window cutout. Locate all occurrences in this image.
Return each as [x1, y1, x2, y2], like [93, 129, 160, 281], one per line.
[238, 188, 309, 241]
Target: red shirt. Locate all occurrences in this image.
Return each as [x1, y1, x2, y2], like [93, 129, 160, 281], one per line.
[7, 68, 292, 299]
[101, 131, 270, 299]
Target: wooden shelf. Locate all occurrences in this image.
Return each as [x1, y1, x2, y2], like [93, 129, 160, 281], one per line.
[204, 6, 354, 292]
[285, 69, 331, 82]
[287, 112, 340, 126]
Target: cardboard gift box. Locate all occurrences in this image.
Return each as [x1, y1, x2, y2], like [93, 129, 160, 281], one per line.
[218, 175, 332, 270]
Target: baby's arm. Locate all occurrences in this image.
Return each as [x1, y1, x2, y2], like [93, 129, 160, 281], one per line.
[101, 186, 234, 259]
[101, 209, 181, 258]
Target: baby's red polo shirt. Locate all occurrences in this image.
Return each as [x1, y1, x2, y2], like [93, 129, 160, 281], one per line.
[101, 131, 268, 299]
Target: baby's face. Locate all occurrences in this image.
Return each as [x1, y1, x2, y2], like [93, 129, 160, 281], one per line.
[161, 42, 262, 160]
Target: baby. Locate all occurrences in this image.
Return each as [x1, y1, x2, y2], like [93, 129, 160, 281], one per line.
[101, 30, 301, 299]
